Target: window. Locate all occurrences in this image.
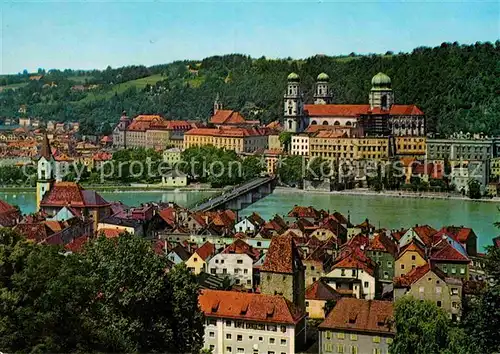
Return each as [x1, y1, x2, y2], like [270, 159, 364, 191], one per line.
[364, 281, 369, 288]
[226, 334, 231, 339]
[350, 334, 358, 341]
[210, 268, 216, 274]
[411, 255, 416, 261]
[209, 331, 215, 337]
[268, 352, 275, 354]
[337, 332, 345, 339]
[401, 264, 405, 270]
[269, 338, 275, 344]
[194, 257, 198, 262]
[280, 326, 286, 333]
[237, 259, 243, 264]
[237, 349, 244, 354]
[386, 338, 393, 344]
[452, 268, 457, 274]
[311, 266, 315, 271]
[223, 268, 227, 274]
[373, 349, 381, 354]
[326, 331, 332, 339]
[437, 301, 442, 307]
[244, 269, 248, 274]
[237, 335, 242, 342]
[373, 336, 381, 343]
[387, 261, 393, 268]
[280, 339, 286, 345]
[306, 301, 309, 307]
[350, 346, 358, 354]
[337, 344, 345, 353]
[325, 343, 334, 352]
[226, 320, 232, 326]
[341, 269, 346, 276]
[210, 345, 215, 351]
[460, 268, 465, 274]
[226, 347, 232, 353]
[208, 319, 216, 326]
[259, 337, 263, 342]
[352, 269, 356, 277]
[452, 301, 458, 308]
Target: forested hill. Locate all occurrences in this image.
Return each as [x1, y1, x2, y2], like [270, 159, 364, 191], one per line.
[0, 41, 498, 136]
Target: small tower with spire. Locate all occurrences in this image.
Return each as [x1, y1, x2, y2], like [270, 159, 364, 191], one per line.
[314, 72, 332, 104]
[36, 132, 55, 211]
[213, 93, 223, 115]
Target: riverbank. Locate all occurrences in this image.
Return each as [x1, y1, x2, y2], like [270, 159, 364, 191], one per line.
[275, 187, 500, 203]
[0, 184, 223, 193]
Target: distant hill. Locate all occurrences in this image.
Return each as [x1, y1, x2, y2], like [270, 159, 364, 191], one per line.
[0, 41, 498, 136]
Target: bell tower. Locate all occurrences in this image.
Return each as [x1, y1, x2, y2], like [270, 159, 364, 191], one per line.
[369, 72, 394, 110]
[36, 133, 55, 211]
[314, 72, 332, 104]
[213, 93, 223, 115]
[283, 72, 305, 133]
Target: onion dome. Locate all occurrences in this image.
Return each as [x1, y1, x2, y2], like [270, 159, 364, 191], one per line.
[287, 72, 300, 82]
[371, 72, 392, 88]
[317, 72, 329, 81]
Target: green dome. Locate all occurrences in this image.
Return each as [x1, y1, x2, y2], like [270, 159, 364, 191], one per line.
[287, 72, 300, 81]
[317, 72, 329, 81]
[371, 72, 391, 87]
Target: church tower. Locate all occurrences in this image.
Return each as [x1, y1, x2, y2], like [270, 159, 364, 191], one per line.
[314, 72, 332, 104]
[213, 93, 223, 115]
[369, 72, 394, 110]
[260, 233, 305, 312]
[284, 72, 305, 133]
[36, 133, 55, 211]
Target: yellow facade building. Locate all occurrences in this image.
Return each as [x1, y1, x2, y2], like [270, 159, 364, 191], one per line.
[395, 241, 427, 277]
[395, 136, 426, 157]
[184, 127, 268, 153]
[309, 131, 390, 161]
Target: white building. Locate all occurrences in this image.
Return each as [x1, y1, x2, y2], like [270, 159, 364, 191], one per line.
[234, 212, 265, 235]
[324, 253, 377, 300]
[207, 239, 261, 289]
[199, 289, 306, 354]
[291, 134, 309, 156]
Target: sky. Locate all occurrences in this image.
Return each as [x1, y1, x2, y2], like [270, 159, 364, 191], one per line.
[0, 0, 499, 74]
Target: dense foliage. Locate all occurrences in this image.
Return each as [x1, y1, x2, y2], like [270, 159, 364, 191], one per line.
[0, 228, 204, 353]
[180, 146, 264, 187]
[1, 42, 498, 135]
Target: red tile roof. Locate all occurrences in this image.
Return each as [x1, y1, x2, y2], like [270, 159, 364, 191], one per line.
[412, 225, 437, 246]
[437, 226, 476, 244]
[199, 289, 304, 325]
[0, 199, 20, 227]
[398, 240, 426, 261]
[210, 110, 247, 125]
[305, 104, 423, 117]
[40, 182, 109, 208]
[306, 279, 341, 301]
[368, 233, 398, 257]
[195, 241, 215, 261]
[185, 127, 267, 138]
[222, 239, 261, 260]
[333, 252, 376, 276]
[393, 263, 433, 287]
[15, 223, 53, 242]
[430, 239, 469, 262]
[288, 205, 322, 219]
[261, 234, 303, 274]
[98, 228, 123, 238]
[319, 298, 395, 335]
[64, 236, 89, 253]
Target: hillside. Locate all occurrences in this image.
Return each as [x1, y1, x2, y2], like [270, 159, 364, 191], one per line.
[0, 41, 498, 136]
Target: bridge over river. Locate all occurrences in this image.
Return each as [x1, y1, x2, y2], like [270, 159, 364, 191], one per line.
[192, 176, 277, 212]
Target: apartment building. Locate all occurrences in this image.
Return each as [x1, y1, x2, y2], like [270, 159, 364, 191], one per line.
[199, 289, 306, 354]
[184, 127, 268, 153]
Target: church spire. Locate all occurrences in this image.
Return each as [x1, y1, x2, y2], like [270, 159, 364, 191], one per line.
[39, 131, 53, 160]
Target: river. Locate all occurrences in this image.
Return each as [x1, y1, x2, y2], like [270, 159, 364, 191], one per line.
[1, 188, 497, 251]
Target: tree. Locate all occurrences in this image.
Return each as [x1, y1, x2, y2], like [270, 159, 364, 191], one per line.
[242, 156, 265, 180]
[390, 297, 456, 354]
[277, 155, 303, 187]
[80, 235, 204, 353]
[305, 157, 331, 181]
[278, 132, 292, 152]
[467, 179, 482, 199]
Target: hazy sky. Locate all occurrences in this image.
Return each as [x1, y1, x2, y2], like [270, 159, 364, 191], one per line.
[1, 0, 499, 74]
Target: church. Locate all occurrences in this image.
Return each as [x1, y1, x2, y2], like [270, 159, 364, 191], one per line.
[36, 134, 111, 230]
[283, 72, 425, 137]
